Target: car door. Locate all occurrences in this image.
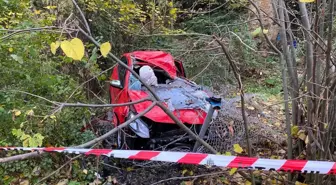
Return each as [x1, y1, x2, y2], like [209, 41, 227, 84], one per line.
[110, 56, 131, 124]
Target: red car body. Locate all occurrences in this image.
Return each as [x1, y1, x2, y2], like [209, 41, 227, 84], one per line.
[109, 51, 211, 127]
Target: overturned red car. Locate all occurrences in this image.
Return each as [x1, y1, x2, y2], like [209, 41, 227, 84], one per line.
[107, 51, 220, 150]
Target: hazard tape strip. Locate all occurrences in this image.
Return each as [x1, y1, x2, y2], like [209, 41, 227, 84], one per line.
[1, 147, 336, 174]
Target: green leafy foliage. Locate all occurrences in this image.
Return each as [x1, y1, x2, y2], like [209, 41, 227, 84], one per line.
[228, 0, 249, 10]
[0, 0, 97, 182]
[12, 129, 44, 147]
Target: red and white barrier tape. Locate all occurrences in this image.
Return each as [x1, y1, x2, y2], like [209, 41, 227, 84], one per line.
[1, 147, 335, 174]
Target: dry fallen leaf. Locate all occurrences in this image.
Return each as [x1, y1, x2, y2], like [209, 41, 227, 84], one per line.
[298, 130, 306, 141]
[56, 179, 69, 185]
[233, 144, 243, 154]
[183, 181, 193, 185]
[245, 180, 252, 185]
[20, 180, 29, 185]
[182, 169, 188, 176]
[246, 106, 255, 110]
[229, 168, 237, 175]
[295, 181, 308, 185]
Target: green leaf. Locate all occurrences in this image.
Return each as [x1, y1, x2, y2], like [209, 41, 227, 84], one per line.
[251, 27, 261, 37]
[224, 151, 232, 156]
[89, 47, 98, 62]
[291, 125, 299, 136]
[32, 133, 44, 146]
[68, 181, 81, 185]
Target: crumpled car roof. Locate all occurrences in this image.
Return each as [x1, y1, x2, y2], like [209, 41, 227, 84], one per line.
[125, 51, 177, 78]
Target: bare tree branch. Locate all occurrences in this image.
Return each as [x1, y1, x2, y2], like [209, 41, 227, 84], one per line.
[0, 148, 46, 163]
[59, 98, 151, 108]
[0, 26, 77, 41]
[214, 36, 252, 156]
[71, 0, 91, 36]
[214, 36, 255, 185]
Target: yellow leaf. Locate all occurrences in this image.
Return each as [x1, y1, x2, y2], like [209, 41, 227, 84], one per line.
[50, 41, 60, 55]
[25, 109, 34, 116]
[263, 29, 269, 34]
[34, 10, 41, 14]
[183, 181, 193, 185]
[225, 151, 232, 156]
[8, 47, 13, 52]
[44, 5, 57, 9]
[229, 168, 237, 175]
[233, 144, 243, 154]
[270, 155, 279, 159]
[13, 109, 21, 116]
[169, 8, 177, 15]
[291, 125, 299, 136]
[245, 180, 252, 185]
[299, 0, 315, 2]
[246, 106, 255, 110]
[182, 169, 188, 176]
[126, 167, 133, 172]
[22, 137, 30, 147]
[274, 122, 281, 127]
[305, 136, 309, 144]
[223, 179, 230, 184]
[20, 180, 29, 185]
[50, 115, 56, 120]
[60, 38, 85, 61]
[295, 181, 308, 185]
[100, 42, 111, 58]
[251, 27, 261, 37]
[298, 130, 306, 141]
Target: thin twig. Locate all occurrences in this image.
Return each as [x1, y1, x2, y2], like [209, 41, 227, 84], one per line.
[150, 171, 228, 185]
[66, 63, 117, 102]
[214, 36, 255, 185]
[59, 98, 151, 108]
[214, 36, 252, 156]
[0, 27, 77, 41]
[71, 0, 91, 35]
[77, 102, 156, 148]
[35, 155, 82, 184]
[1, 90, 59, 105]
